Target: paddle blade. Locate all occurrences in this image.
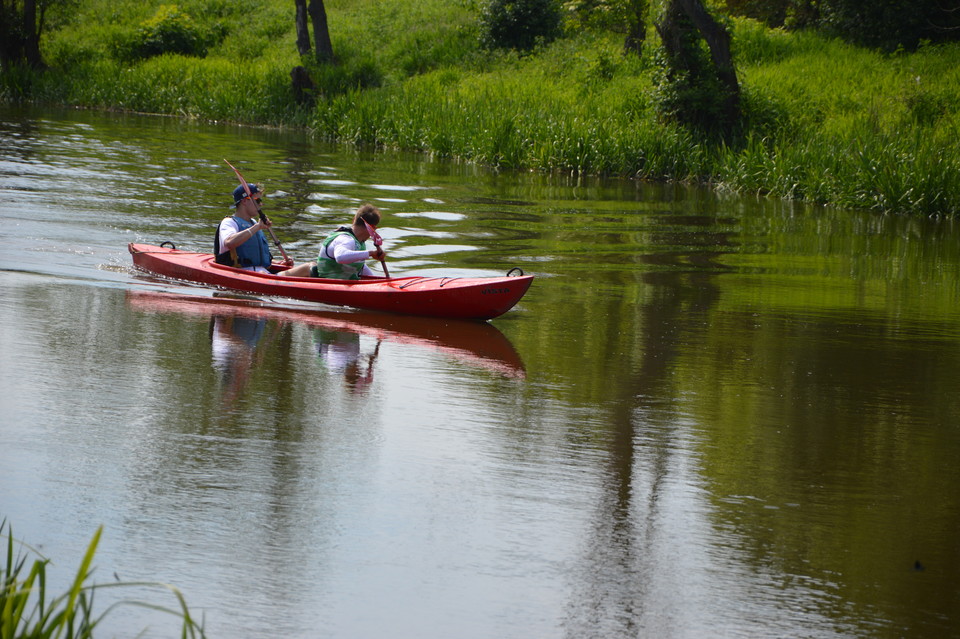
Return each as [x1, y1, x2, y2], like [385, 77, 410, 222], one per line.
[362, 219, 383, 247]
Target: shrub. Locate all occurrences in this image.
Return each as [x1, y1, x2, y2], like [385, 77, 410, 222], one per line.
[126, 4, 211, 60]
[479, 0, 563, 52]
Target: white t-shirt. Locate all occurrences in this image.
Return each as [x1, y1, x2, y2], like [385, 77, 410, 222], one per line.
[325, 233, 375, 277]
[217, 216, 271, 274]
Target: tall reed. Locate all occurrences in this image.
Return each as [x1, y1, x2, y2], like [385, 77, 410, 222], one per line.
[1, 520, 206, 638]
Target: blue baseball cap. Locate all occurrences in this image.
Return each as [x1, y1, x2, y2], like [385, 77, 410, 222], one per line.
[232, 183, 262, 207]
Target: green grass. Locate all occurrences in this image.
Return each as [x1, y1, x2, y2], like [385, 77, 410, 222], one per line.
[725, 28, 960, 215]
[1, 520, 205, 638]
[4, 0, 959, 216]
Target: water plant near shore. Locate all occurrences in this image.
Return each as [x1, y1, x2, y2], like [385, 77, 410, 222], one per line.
[1, 520, 205, 638]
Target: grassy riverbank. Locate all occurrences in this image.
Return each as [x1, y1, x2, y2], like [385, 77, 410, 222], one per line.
[2, 0, 959, 216]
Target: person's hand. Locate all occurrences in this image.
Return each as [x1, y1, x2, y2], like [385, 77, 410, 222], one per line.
[371, 247, 385, 260]
[281, 257, 294, 267]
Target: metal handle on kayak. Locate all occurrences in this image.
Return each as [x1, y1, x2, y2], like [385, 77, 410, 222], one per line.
[506, 267, 524, 277]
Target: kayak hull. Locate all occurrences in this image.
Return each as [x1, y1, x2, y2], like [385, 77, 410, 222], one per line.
[128, 243, 533, 320]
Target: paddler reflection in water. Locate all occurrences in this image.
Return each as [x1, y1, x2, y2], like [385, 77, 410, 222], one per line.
[280, 204, 386, 279]
[215, 183, 294, 273]
[210, 314, 268, 406]
[313, 329, 381, 394]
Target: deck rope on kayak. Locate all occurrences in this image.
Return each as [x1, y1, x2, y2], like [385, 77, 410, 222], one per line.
[395, 277, 460, 289]
[398, 274, 519, 289]
[398, 277, 437, 289]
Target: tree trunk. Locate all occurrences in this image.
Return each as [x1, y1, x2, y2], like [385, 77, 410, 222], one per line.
[674, 0, 739, 125]
[0, 0, 13, 68]
[23, 0, 43, 68]
[623, 0, 647, 56]
[656, 0, 740, 134]
[291, 65, 316, 105]
[307, 0, 335, 64]
[295, 0, 311, 57]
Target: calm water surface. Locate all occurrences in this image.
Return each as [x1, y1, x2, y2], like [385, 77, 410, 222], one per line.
[1, 106, 959, 638]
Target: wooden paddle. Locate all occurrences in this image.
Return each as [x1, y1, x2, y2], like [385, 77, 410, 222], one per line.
[223, 158, 290, 263]
[362, 218, 389, 277]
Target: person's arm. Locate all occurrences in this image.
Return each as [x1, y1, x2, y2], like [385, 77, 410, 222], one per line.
[330, 235, 382, 264]
[223, 220, 266, 251]
[217, 218, 240, 254]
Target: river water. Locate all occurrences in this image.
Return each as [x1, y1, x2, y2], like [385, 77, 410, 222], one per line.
[1, 105, 958, 638]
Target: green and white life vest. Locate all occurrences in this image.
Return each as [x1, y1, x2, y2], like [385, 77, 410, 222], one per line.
[314, 228, 367, 280]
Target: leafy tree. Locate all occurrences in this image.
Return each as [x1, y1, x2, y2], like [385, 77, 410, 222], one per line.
[654, 0, 741, 137]
[479, 0, 563, 52]
[0, 0, 47, 68]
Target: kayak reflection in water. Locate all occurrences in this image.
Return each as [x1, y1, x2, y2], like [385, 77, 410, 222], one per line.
[281, 204, 387, 279]
[313, 328, 381, 394]
[210, 315, 267, 406]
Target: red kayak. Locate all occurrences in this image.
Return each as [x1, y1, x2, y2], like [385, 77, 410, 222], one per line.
[128, 243, 533, 320]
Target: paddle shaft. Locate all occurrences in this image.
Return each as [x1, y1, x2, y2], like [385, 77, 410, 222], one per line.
[362, 219, 389, 277]
[223, 159, 290, 262]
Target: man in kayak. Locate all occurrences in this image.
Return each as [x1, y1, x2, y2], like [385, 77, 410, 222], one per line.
[215, 183, 293, 273]
[281, 204, 387, 279]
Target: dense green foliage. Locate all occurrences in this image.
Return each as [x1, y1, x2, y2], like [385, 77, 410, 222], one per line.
[119, 4, 220, 61]
[722, 0, 960, 51]
[1, 0, 959, 216]
[818, 0, 960, 51]
[479, 0, 563, 51]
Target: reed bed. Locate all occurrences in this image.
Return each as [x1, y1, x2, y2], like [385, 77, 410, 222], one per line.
[1, 520, 205, 638]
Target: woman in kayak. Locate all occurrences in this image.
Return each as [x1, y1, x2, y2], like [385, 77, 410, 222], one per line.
[215, 183, 293, 273]
[281, 204, 387, 279]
